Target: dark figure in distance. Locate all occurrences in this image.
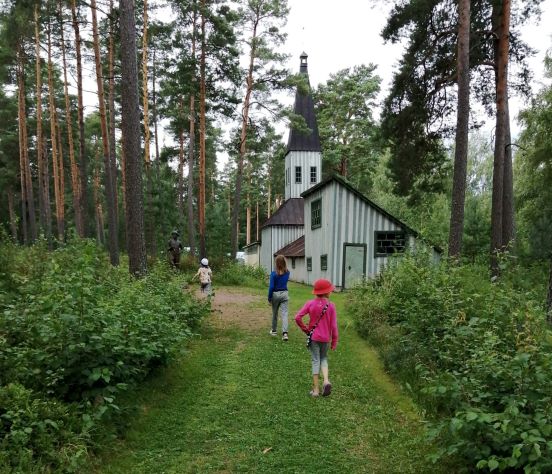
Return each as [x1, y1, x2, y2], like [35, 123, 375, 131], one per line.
[168, 230, 183, 268]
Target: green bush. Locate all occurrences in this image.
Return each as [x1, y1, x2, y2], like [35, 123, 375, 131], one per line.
[349, 253, 552, 472]
[0, 240, 209, 472]
[216, 262, 267, 288]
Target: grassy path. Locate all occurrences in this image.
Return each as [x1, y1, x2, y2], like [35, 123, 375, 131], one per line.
[90, 283, 442, 473]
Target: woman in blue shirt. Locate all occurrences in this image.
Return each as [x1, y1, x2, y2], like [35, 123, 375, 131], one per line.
[268, 255, 290, 341]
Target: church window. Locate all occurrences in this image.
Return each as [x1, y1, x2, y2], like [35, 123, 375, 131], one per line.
[310, 166, 317, 183]
[375, 231, 406, 256]
[320, 254, 328, 270]
[311, 199, 321, 229]
[295, 166, 302, 183]
[307, 257, 312, 271]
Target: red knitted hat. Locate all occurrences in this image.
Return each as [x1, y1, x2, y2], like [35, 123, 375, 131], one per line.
[312, 278, 335, 295]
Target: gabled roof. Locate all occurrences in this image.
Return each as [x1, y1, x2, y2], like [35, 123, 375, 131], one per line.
[301, 174, 419, 237]
[286, 53, 321, 154]
[275, 235, 305, 257]
[262, 198, 304, 228]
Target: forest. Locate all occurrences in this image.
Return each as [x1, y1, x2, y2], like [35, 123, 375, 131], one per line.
[1, 0, 552, 472]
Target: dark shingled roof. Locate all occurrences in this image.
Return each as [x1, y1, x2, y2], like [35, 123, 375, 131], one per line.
[286, 53, 321, 154]
[275, 235, 305, 257]
[262, 198, 304, 228]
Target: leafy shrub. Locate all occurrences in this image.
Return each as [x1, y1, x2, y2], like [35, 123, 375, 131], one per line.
[0, 384, 89, 473]
[0, 240, 209, 472]
[216, 261, 267, 288]
[349, 253, 552, 472]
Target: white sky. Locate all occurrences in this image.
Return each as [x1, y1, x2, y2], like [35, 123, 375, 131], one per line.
[80, 0, 552, 160]
[281, 0, 552, 137]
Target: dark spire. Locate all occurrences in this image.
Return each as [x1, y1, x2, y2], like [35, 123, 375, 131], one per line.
[286, 53, 321, 153]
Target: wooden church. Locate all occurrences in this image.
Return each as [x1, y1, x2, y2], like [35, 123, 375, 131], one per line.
[243, 53, 439, 289]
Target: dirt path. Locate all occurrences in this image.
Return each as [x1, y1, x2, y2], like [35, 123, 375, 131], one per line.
[209, 287, 267, 332]
[94, 284, 446, 473]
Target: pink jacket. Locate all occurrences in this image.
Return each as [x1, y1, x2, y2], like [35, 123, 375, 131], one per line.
[295, 298, 338, 350]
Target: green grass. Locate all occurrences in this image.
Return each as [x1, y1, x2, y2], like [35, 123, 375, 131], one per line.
[88, 283, 444, 473]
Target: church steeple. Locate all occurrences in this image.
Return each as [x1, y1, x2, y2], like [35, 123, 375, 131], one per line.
[284, 53, 322, 201]
[286, 52, 321, 153]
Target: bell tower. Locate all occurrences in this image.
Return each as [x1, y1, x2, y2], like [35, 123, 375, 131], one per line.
[284, 52, 322, 200]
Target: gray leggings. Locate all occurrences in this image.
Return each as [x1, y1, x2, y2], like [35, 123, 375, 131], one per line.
[271, 290, 288, 333]
[309, 341, 330, 375]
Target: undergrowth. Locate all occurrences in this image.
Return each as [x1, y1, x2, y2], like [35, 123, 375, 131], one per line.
[0, 239, 209, 473]
[350, 252, 552, 473]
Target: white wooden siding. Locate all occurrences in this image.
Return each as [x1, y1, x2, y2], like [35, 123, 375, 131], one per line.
[285, 151, 321, 200]
[260, 225, 304, 274]
[304, 181, 404, 287]
[289, 257, 306, 284]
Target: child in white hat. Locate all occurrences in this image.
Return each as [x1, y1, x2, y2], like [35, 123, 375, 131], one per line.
[192, 258, 212, 295]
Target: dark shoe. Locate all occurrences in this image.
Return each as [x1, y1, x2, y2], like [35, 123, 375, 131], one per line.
[322, 383, 332, 397]
[282, 332, 288, 341]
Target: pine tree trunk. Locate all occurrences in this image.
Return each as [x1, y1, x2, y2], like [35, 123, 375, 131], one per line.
[502, 105, 514, 250]
[246, 202, 251, 245]
[152, 48, 160, 162]
[91, 0, 119, 265]
[93, 149, 104, 244]
[187, 6, 197, 256]
[256, 200, 259, 241]
[48, 21, 65, 241]
[448, 0, 470, 258]
[17, 46, 37, 243]
[8, 188, 18, 242]
[231, 17, 259, 258]
[35, 6, 48, 238]
[198, 0, 207, 258]
[178, 112, 185, 227]
[60, 0, 84, 238]
[108, 0, 119, 228]
[42, 138, 52, 243]
[490, 0, 510, 277]
[71, 0, 88, 236]
[56, 110, 66, 240]
[142, 0, 155, 256]
[120, 0, 147, 276]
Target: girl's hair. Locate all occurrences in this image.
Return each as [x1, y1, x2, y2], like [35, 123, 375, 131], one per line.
[275, 254, 288, 275]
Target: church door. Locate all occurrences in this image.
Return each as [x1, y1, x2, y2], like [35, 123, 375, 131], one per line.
[342, 243, 367, 289]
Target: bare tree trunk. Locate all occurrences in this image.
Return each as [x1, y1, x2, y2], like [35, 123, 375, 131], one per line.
[93, 148, 104, 244]
[120, 0, 147, 276]
[502, 105, 514, 250]
[71, 0, 88, 236]
[267, 180, 271, 218]
[7, 188, 18, 242]
[60, 0, 84, 238]
[448, 0, 471, 259]
[91, 0, 119, 265]
[198, 0, 207, 258]
[178, 109, 185, 227]
[108, 0, 119, 229]
[142, 0, 156, 256]
[231, 15, 259, 258]
[17, 47, 37, 243]
[490, 0, 510, 277]
[187, 6, 197, 256]
[152, 48, 160, 162]
[35, 6, 48, 238]
[256, 200, 259, 241]
[246, 202, 251, 245]
[48, 20, 65, 241]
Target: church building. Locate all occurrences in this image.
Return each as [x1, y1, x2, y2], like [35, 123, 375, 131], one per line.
[243, 53, 439, 289]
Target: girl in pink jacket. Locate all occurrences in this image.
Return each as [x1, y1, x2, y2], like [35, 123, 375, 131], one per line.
[295, 278, 339, 397]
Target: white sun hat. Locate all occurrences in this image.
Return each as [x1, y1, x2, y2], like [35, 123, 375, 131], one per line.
[201, 258, 208, 266]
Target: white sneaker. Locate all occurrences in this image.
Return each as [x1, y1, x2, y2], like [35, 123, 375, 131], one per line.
[269, 330, 277, 336]
[282, 332, 289, 341]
